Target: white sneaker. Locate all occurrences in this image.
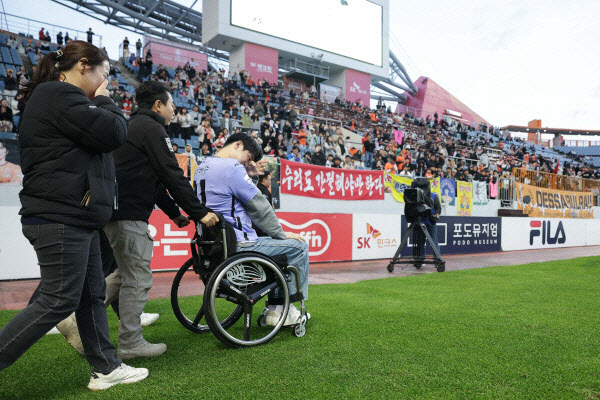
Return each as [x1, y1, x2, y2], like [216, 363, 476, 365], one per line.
[265, 304, 311, 327]
[56, 313, 84, 355]
[46, 326, 61, 335]
[87, 363, 149, 391]
[140, 312, 159, 327]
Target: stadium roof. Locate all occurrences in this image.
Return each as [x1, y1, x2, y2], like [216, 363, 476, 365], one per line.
[50, 0, 228, 61]
[501, 126, 600, 136]
[398, 76, 491, 127]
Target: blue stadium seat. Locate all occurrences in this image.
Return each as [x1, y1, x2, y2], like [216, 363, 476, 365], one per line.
[189, 137, 200, 150]
[173, 138, 185, 148]
[0, 64, 6, 77]
[9, 49, 22, 66]
[0, 132, 17, 139]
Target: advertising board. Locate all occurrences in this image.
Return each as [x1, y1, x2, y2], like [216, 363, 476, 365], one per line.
[352, 214, 401, 260]
[276, 212, 353, 262]
[400, 216, 502, 256]
[501, 217, 587, 251]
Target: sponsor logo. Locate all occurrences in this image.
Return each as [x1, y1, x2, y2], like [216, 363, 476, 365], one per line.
[357, 223, 397, 249]
[165, 137, 174, 152]
[529, 220, 566, 246]
[394, 182, 410, 194]
[278, 219, 331, 256]
[367, 223, 381, 239]
[384, 174, 392, 183]
[349, 81, 368, 95]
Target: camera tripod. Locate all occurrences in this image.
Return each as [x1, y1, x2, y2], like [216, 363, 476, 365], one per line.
[387, 217, 445, 273]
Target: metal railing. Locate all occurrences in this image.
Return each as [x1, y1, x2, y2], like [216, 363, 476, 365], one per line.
[284, 59, 329, 79]
[0, 12, 102, 49]
[443, 155, 480, 169]
[297, 113, 342, 127]
[512, 167, 600, 193]
[498, 177, 516, 207]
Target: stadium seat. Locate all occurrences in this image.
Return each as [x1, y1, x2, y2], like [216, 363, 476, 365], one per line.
[173, 138, 185, 148]
[9, 49, 22, 66]
[189, 137, 200, 150]
[0, 132, 17, 139]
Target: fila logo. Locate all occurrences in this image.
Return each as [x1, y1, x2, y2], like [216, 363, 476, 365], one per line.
[529, 220, 566, 246]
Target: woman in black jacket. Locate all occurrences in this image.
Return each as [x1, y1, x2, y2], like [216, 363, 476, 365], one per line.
[0, 41, 148, 391]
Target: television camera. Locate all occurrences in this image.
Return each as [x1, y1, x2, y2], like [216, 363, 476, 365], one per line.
[387, 178, 445, 273]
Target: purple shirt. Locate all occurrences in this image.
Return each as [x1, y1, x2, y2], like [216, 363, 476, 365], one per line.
[193, 156, 259, 242]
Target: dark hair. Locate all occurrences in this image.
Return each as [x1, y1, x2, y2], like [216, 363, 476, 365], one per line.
[21, 40, 108, 101]
[0, 139, 7, 149]
[223, 132, 263, 162]
[136, 81, 170, 110]
[258, 171, 271, 183]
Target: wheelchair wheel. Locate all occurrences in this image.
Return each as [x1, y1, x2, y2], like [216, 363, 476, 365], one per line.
[171, 258, 244, 334]
[203, 253, 290, 348]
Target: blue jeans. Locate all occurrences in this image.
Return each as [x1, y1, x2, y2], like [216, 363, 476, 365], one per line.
[365, 151, 374, 168]
[417, 224, 440, 258]
[0, 224, 121, 374]
[237, 238, 309, 301]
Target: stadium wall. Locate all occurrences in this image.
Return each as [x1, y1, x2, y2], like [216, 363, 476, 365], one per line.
[1, 189, 599, 280]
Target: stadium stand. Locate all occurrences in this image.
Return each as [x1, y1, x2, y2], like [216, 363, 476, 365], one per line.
[1, 27, 599, 193]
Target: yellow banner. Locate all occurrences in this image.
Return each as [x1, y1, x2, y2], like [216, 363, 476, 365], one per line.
[515, 182, 593, 219]
[457, 181, 473, 216]
[384, 174, 442, 203]
[430, 177, 441, 198]
[384, 173, 413, 202]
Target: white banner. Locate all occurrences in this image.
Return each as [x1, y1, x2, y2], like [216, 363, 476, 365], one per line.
[319, 83, 342, 104]
[501, 217, 587, 251]
[586, 219, 600, 246]
[352, 214, 401, 260]
[0, 206, 40, 280]
[473, 181, 488, 205]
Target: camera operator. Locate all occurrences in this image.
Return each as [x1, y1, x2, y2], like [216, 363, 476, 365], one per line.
[418, 186, 442, 259]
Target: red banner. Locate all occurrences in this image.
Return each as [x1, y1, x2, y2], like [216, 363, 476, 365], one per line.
[148, 210, 195, 271]
[280, 159, 384, 200]
[147, 209, 355, 269]
[276, 212, 353, 262]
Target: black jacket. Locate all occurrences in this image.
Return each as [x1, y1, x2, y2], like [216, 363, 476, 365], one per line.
[19, 81, 127, 229]
[111, 108, 209, 223]
[311, 151, 326, 166]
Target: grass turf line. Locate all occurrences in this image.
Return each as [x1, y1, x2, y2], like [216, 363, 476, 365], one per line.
[1, 256, 599, 399]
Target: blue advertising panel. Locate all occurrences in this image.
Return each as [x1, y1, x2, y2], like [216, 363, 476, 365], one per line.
[400, 216, 502, 256]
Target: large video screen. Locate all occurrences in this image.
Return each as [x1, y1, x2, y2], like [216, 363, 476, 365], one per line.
[231, 0, 383, 66]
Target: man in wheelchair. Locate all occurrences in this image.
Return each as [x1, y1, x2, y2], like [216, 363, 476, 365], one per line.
[193, 133, 310, 327]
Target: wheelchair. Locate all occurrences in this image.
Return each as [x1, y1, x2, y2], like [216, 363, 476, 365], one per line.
[171, 215, 308, 348]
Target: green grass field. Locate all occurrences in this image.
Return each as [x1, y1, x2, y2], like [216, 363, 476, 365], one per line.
[1, 257, 600, 399]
